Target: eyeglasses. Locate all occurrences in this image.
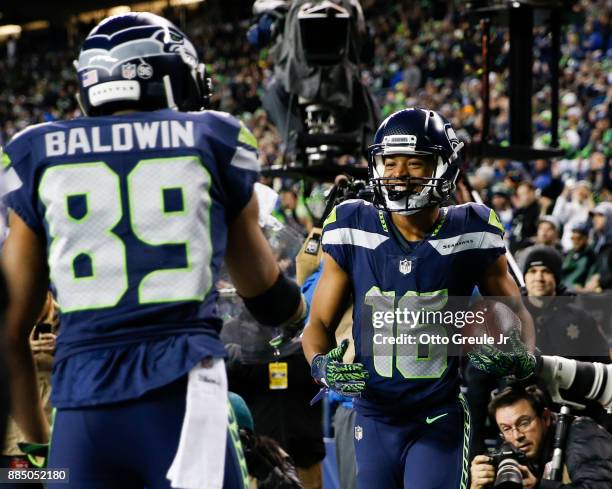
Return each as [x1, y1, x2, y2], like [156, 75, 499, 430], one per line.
[499, 416, 535, 438]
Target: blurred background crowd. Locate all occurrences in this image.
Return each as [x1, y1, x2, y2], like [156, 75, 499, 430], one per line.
[1, 1, 610, 273]
[0, 1, 611, 488]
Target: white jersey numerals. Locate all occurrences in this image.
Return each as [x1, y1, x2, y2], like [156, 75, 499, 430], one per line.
[39, 156, 212, 312]
[365, 287, 448, 379]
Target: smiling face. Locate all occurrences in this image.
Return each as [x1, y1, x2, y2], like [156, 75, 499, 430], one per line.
[382, 154, 435, 197]
[495, 399, 551, 459]
[525, 265, 556, 297]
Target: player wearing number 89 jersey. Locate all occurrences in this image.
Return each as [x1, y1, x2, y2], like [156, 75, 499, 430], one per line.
[6, 109, 255, 403]
[1, 12, 305, 489]
[303, 108, 536, 489]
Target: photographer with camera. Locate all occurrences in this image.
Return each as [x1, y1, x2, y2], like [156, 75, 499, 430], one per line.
[470, 384, 612, 489]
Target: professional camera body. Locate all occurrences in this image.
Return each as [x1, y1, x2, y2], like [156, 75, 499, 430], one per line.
[488, 442, 532, 489]
[251, 0, 379, 171]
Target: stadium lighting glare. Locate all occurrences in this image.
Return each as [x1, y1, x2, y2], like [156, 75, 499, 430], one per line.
[108, 5, 132, 16]
[170, 0, 205, 6]
[0, 24, 21, 37]
[22, 20, 50, 31]
[131, 1, 168, 12]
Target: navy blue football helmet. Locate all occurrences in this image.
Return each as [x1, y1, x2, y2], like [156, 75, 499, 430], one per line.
[367, 108, 464, 214]
[74, 12, 210, 116]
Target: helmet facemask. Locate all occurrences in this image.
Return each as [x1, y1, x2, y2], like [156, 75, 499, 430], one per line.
[367, 109, 464, 215]
[370, 147, 459, 215]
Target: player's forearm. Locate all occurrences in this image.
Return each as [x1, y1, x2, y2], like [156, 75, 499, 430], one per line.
[302, 319, 335, 365]
[225, 192, 280, 297]
[7, 338, 49, 443]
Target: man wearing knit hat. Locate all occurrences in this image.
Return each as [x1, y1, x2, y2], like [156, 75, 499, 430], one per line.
[522, 245, 564, 298]
[522, 245, 609, 361]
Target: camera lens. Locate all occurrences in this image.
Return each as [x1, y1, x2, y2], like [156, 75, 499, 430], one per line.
[494, 458, 523, 489]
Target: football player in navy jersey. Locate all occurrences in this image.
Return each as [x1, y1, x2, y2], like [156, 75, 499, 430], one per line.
[1, 12, 305, 489]
[303, 108, 536, 489]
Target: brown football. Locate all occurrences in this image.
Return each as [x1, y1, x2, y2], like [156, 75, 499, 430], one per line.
[460, 298, 522, 353]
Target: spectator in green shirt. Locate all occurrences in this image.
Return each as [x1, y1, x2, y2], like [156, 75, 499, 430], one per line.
[561, 222, 596, 291]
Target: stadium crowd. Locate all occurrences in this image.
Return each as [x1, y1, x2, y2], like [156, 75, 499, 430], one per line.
[0, 1, 611, 488]
[1, 0, 610, 245]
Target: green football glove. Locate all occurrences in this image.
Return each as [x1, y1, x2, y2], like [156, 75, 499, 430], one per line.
[467, 330, 537, 380]
[311, 340, 369, 397]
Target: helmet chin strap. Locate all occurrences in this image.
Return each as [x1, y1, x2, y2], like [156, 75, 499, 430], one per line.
[75, 92, 88, 117]
[73, 59, 89, 116]
[163, 75, 178, 110]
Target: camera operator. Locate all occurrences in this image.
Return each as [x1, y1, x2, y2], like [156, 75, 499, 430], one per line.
[470, 384, 612, 489]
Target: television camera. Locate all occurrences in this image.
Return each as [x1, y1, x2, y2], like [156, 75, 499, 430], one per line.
[249, 0, 379, 179]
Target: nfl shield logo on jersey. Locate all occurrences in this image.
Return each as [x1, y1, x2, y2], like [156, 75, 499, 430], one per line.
[399, 258, 412, 275]
[121, 63, 137, 80]
[354, 425, 363, 441]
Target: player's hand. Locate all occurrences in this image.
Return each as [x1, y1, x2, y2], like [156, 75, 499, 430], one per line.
[29, 333, 57, 354]
[469, 455, 495, 489]
[467, 330, 536, 380]
[311, 340, 368, 397]
[269, 294, 308, 352]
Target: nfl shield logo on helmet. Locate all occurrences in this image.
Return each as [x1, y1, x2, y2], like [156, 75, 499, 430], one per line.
[121, 63, 137, 80]
[354, 425, 363, 441]
[399, 258, 412, 275]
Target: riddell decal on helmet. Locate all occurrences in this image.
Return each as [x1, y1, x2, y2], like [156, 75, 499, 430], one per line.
[382, 135, 417, 145]
[121, 63, 137, 80]
[137, 62, 153, 79]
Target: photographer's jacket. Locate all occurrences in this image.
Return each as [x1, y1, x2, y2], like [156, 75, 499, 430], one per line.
[539, 416, 612, 488]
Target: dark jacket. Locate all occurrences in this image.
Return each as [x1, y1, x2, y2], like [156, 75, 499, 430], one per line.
[523, 289, 610, 363]
[539, 416, 612, 488]
[591, 241, 612, 290]
[510, 200, 540, 253]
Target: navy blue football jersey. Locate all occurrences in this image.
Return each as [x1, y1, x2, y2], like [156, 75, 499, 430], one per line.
[321, 200, 506, 415]
[2, 109, 259, 407]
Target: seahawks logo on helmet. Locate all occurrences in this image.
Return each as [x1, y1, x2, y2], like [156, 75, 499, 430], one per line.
[444, 125, 462, 155]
